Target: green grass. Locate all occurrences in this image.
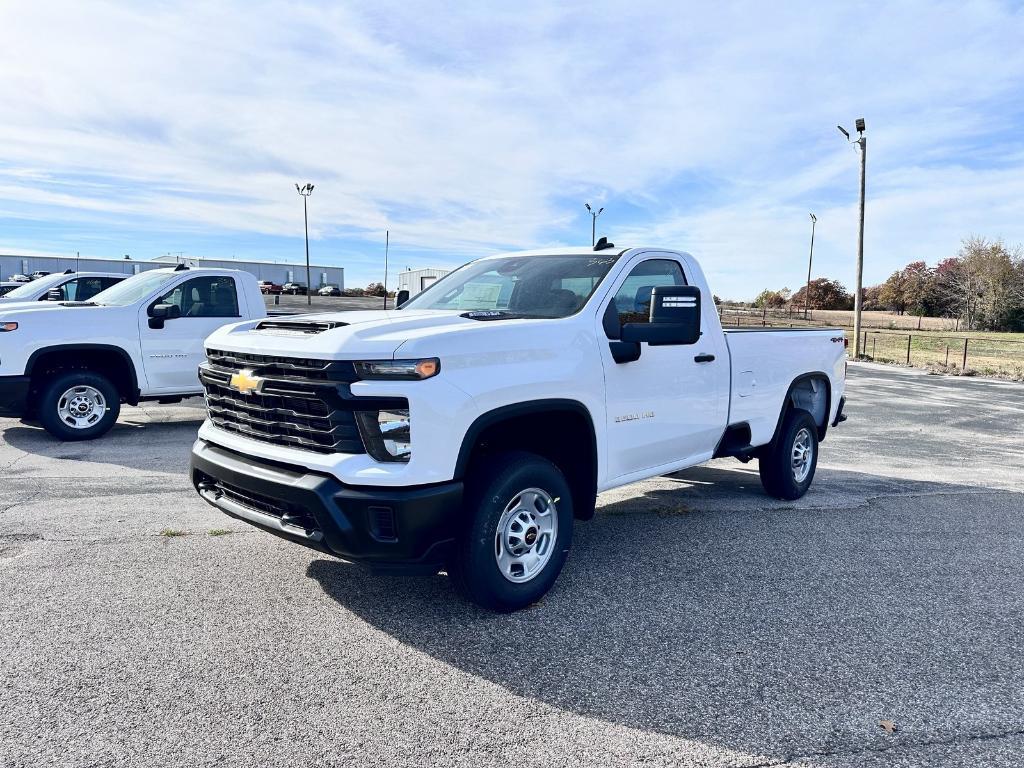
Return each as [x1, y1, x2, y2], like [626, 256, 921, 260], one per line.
[158, 528, 189, 538]
[208, 529, 232, 537]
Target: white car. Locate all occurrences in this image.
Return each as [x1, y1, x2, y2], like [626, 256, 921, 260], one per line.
[0, 266, 266, 440]
[0, 270, 126, 306]
[190, 243, 847, 611]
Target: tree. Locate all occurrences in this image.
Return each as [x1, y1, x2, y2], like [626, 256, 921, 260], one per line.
[878, 269, 908, 314]
[364, 282, 386, 297]
[789, 278, 852, 310]
[753, 288, 790, 308]
[939, 237, 1022, 330]
[862, 284, 884, 311]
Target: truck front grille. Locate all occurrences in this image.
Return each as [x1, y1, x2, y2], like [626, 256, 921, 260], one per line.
[200, 350, 369, 454]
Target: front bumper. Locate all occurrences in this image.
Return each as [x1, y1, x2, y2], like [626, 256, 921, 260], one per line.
[190, 438, 462, 574]
[0, 375, 30, 417]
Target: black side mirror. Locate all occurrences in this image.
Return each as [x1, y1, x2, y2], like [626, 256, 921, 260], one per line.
[395, 289, 410, 308]
[46, 288, 64, 301]
[148, 302, 181, 329]
[619, 286, 702, 347]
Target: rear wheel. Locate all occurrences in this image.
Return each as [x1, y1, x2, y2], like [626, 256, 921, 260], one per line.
[37, 371, 121, 441]
[758, 408, 818, 500]
[451, 451, 574, 612]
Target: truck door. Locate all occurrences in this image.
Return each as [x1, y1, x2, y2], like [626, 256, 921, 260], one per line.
[597, 254, 728, 480]
[138, 275, 242, 392]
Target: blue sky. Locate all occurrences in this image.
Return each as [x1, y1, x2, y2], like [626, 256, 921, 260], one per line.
[2, 1, 1024, 298]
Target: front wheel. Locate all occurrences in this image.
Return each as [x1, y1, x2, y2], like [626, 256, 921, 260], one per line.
[758, 408, 819, 500]
[451, 451, 574, 612]
[37, 371, 121, 441]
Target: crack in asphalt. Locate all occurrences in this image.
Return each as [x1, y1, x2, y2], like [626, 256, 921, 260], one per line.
[749, 726, 1024, 767]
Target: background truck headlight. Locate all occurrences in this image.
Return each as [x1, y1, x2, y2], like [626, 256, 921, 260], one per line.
[356, 409, 411, 462]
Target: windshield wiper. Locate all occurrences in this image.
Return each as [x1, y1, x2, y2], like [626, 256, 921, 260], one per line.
[459, 310, 547, 321]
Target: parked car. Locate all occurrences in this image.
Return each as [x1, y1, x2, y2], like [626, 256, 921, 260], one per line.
[282, 282, 307, 295]
[0, 266, 266, 441]
[258, 281, 283, 295]
[29, 271, 51, 281]
[0, 271, 126, 305]
[8, 274, 31, 283]
[190, 242, 848, 612]
[0, 282, 20, 297]
[318, 284, 341, 296]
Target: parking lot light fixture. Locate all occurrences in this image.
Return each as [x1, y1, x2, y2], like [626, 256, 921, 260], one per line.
[296, 183, 314, 306]
[804, 213, 817, 320]
[837, 119, 866, 357]
[584, 203, 604, 247]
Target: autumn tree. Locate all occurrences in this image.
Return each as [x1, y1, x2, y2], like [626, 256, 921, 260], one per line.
[752, 288, 791, 308]
[789, 278, 852, 310]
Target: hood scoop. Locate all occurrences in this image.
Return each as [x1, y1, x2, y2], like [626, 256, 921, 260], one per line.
[59, 301, 99, 307]
[255, 319, 348, 335]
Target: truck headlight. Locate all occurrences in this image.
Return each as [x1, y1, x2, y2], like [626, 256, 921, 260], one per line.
[354, 358, 439, 380]
[356, 409, 411, 462]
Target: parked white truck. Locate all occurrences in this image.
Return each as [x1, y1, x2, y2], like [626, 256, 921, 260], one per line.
[190, 243, 847, 611]
[0, 270, 127, 306]
[0, 266, 266, 440]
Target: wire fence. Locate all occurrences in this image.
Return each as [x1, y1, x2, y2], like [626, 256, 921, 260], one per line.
[717, 305, 1024, 378]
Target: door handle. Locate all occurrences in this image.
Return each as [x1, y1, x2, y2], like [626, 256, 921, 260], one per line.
[694, 353, 716, 363]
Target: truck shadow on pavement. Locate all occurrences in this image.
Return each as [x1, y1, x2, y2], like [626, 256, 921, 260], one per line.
[308, 464, 1024, 760]
[1, 413, 205, 473]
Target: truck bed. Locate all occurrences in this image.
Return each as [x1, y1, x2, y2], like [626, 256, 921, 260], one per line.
[723, 327, 846, 447]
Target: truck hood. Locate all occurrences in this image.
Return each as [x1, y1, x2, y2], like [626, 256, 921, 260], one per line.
[0, 301, 109, 319]
[207, 309, 547, 359]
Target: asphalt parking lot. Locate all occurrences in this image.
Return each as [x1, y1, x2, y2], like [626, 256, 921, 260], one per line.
[2, 363, 1023, 767]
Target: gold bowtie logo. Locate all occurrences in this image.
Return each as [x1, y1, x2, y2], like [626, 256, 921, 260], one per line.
[228, 369, 263, 395]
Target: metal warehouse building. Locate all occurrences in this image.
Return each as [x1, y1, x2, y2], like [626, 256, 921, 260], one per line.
[396, 267, 450, 297]
[1, 253, 344, 289]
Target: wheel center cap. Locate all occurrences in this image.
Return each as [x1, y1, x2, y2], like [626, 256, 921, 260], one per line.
[524, 527, 538, 546]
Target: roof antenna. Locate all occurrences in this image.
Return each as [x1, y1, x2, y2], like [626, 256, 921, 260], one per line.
[593, 236, 615, 251]
[174, 262, 189, 271]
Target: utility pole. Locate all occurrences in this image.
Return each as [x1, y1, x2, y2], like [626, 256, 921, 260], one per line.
[296, 183, 314, 306]
[804, 214, 816, 320]
[584, 203, 604, 246]
[838, 118, 866, 357]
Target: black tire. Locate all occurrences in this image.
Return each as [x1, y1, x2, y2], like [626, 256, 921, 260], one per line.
[451, 451, 574, 612]
[37, 371, 121, 441]
[758, 408, 819, 500]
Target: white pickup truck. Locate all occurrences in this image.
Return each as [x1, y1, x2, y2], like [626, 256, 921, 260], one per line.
[189, 243, 847, 611]
[0, 266, 266, 440]
[0, 270, 127, 306]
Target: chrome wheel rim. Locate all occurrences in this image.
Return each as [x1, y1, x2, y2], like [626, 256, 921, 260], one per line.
[791, 427, 814, 484]
[494, 487, 558, 583]
[57, 385, 107, 429]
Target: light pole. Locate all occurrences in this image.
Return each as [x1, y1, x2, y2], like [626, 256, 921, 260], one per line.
[584, 203, 604, 246]
[295, 183, 314, 306]
[837, 118, 866, 357]
[804, 213, 817, 320]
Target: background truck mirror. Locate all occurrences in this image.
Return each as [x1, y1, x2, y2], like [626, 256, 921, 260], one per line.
[620, 285, 702, 346]
[395, 289, 410, 308]
[46, 288, 63, 301]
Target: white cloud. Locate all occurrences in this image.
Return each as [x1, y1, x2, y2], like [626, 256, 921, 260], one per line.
[0, 0, 1023, 291]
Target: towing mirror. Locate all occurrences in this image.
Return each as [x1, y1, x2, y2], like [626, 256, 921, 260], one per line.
[148, 302, 181, 329]
[620, 286, 702, 346]
[395, 289, 410, 308]
[46, 288, 64, 301]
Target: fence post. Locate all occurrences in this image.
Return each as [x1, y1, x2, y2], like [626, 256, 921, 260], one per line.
[906, 335, 912, 364]
[945, 345, 949, 366]
[863, 330, 868, 357]
[962, 338, 969, 369]
[872, 336, 876, 359]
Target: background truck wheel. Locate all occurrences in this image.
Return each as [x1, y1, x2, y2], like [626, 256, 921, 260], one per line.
[451, 451, 574, 612]
[758, 408, 819, 500]
[38, 371, 121, 441]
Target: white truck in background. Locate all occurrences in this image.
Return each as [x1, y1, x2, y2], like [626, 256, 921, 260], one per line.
[190, 242, 848, 611]
[0, 270, 127, 305]
[0, 266, 266, 440]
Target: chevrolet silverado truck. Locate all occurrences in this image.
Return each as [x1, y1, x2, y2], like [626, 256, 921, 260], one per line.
[190, 242, 847, 611]
[0, 270, 126, 306]
[0, 266, 266, 440]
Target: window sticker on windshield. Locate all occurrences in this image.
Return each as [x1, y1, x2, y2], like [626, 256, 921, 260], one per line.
[458, 282, 502, 309]
[587, 257, 616, 266]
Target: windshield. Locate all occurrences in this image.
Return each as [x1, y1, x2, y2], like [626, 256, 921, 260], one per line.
[91, 270, 175, 306]
[401, 254, 619, 318]
[2, 272, 67, 299]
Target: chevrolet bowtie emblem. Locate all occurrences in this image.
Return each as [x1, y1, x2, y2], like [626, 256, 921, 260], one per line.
[228, 369, 263, 395]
